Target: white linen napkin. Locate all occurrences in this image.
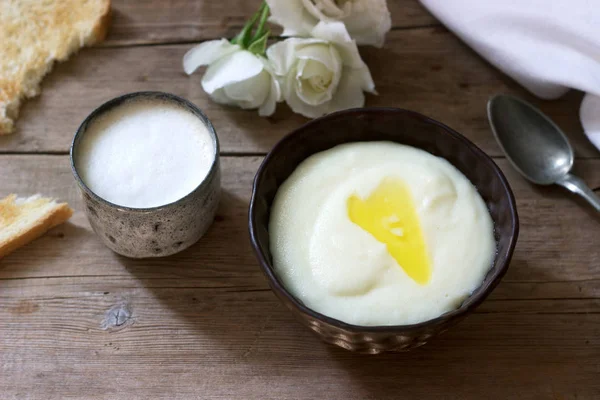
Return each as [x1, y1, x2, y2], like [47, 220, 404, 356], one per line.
[419, 0, 600, 152]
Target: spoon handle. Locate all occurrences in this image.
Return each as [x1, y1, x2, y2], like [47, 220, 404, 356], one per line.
[556, 173, 600, 212]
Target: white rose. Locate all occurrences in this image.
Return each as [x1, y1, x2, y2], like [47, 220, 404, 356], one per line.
[267, 21, 376, 119]
[266, 0, 391, 48]
[183, 39, 281, 116]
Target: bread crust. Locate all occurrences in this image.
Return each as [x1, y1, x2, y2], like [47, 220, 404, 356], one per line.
[91, 0, 112, 44]
[0, 195, 73, 259]
[0, 0, 112, 135]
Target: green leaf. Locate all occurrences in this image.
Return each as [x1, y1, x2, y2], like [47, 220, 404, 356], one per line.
[248, 29, 270, 56]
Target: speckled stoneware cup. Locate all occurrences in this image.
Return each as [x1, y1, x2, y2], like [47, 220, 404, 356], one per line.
[70, 92, 220, 258]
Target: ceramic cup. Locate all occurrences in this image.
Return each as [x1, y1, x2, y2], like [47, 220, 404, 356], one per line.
[70, 92, 221, 258]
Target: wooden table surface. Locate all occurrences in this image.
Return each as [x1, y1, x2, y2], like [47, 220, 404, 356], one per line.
[1, 1, 599, 399]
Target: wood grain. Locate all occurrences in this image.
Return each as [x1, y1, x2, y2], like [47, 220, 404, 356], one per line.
[1, 155, 599, 284]
[2, 1, 599, 398]
[1, 294, 598, 399]
[1, 155, 599, 399]
[1, 28, 595, 158]
[105, 0, 438, 46]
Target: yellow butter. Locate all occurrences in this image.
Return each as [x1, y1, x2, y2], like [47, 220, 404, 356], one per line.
[348, 178, 431, 284]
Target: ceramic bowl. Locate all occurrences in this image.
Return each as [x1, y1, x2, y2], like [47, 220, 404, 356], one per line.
[249, 108, 519, 353]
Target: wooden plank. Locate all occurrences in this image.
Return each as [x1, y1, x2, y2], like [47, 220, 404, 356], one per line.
[1, 282, 599, 399]
[105, 0, 438, 46]
[1, 155, 599, 286]
[0, 290, 599, 399]
[0, 28, 595, 158]
[1, 155, 599, 398]
[1, 276, 599, 315]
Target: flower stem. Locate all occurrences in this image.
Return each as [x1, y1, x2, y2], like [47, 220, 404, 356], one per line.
[249, 3, 270, 44]
[231, 1, 271, 56]
[230, 2, 265, 47]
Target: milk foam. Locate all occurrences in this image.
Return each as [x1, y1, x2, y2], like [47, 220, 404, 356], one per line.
[76, 99, 215, 208]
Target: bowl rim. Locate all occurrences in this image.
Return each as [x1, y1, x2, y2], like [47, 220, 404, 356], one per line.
[249, 107, 519, 333]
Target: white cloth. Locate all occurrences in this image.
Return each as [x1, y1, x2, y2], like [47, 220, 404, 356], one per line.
[419, 0, 600, 152]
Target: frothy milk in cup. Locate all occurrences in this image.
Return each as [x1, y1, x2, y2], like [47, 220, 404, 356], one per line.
[76, 99, 215, 208]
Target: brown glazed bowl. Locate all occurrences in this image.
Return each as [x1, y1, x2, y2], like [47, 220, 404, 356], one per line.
[248, 108, 519, 353]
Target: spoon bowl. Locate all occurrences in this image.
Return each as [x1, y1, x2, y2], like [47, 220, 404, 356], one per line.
[488, 94, 600, 212]
[488, 94, 573, 185]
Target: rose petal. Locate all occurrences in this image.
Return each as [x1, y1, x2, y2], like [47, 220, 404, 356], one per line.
[328, 44, 343, 92]
[201, 51, 265, 94]
[284, 71, 328, 119]
[295, 59, 334, 106]
[299, 58, 331, 80]
[267, 38, 325, 76]
[311, 21, 365, 69]
[209, 88, 235, 106]
[268, 0, 390, 48]
[183, 39, 240, 75]
[259, 72, 281, 116]
[302, 0, 348, 20]
[326, 68, 369, 113]
[341, 0, 391, 47]
[357, 63, 376, 94]
[295, 42, 338, 72]
[311, 21, 352, 44]
[266, 0, 315, 37]
[224, 70, 271, 109]
[261, 57, 283, 102]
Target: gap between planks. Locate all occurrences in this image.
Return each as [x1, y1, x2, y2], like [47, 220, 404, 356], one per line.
[1, 152, 600, 164]
[0, 154, 599, 191]
[1, 275, 599, 283]
[0, 151, 267, 157]
[98, 24, 444, 49]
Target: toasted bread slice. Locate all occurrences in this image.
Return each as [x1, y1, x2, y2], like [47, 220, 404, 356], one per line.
[0, 194, 73, 258]
[0, 0, 111, 134]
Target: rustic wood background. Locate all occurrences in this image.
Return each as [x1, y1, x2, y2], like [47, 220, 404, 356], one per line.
[1, 1, 599, 399]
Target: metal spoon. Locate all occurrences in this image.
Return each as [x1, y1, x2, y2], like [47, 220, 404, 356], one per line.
[487, 94, 600, 212]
